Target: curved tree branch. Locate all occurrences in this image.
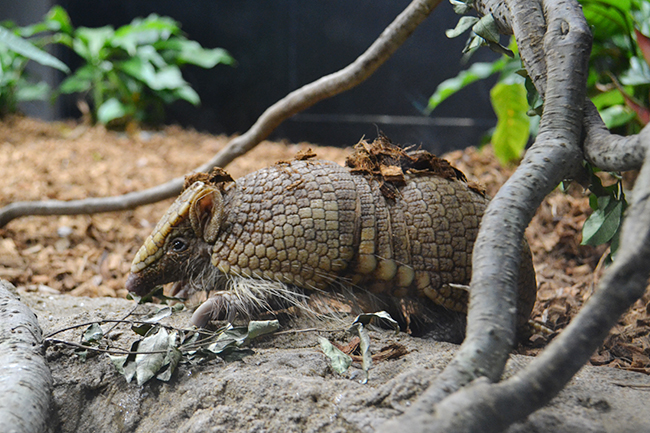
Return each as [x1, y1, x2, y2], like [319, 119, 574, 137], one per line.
[378, 129, 650, 433]
[583, 100, 649, 171]
[0, 0, 442, 228]
[378, 0, 592, 430]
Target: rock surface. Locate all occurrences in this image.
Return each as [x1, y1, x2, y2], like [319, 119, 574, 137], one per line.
[18, 290, 650, 433]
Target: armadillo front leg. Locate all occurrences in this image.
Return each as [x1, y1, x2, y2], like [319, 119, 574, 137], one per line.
[191, 277, 308, 327]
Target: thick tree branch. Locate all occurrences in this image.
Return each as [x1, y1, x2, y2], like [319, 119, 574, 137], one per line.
[0, 280, 52, 433]
[478, 0, 649, 174]
[583, 100, 649, 171]
[0, 0, 442, 228]
[378, 0, 591, 431]
[475, 0, 547, 97]
[381, 131, 650, 433]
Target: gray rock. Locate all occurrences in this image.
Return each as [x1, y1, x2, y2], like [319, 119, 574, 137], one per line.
[18, 290, 650, 433]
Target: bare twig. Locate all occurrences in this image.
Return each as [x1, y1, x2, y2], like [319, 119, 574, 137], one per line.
[46, 338, 171, 356]
[44, 318, 195, 339]
[0, 0, 442, 228]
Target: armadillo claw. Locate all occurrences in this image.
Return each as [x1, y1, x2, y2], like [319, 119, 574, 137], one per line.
[191, 291, 248, 328]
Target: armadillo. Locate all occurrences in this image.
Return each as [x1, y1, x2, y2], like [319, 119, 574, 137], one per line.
[126, 137, 537, 342]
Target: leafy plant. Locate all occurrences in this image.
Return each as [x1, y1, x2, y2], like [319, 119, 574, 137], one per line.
[584, 0, 650, 131]
[57, 12, 235, 126]
[427, 11, 535, 165]
[580, 167, 626, 260]
[429, 0, 650, 163]
[0, 7, 70, 116]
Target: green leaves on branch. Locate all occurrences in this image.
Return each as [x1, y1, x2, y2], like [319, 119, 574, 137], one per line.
[426, 58, 509, 113]
[580, 0, 650, 130]
[58, 13, 235, 126]
[445, 11, 513, 59]
[0, 7, 70, 115]
[0, 26, 68, 72]
[581, 167, 627, 259]
[490, 81, 531, 165]
[427, 2, 534, 165]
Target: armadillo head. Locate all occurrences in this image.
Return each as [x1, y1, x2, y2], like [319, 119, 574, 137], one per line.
[125, 181, 224, 296]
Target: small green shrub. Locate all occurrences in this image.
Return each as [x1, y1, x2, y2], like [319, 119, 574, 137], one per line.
[0, 7, 70, 116]
[57, 12, 235, 126]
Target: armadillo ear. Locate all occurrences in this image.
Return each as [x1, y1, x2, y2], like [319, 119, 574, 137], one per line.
[189, 187, 223, 244]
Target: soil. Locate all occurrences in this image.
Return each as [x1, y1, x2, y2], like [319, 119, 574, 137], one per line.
[1, 115, 649, 373]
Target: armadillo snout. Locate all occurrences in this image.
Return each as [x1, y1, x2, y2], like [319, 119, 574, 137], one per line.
[125, 272, 151, 296]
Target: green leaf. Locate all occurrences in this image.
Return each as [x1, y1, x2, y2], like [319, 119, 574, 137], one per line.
[108, 354, 128, 374]
[113, 14, 180, 52]
[132, 323, 153, 337]
[206, 325, 247, 354]
[204, 320, 279, 356]
[620, 56, 650, 85]
[136, 45, 167, 68]
[581, 195, 624, 246]
[246, 320, 280, 340]
[349, 323, 372, 384]
[632, 0, 650, 36]
[490, 82, 531, 164]
[156, 332, 181, 382]
[472, 14, 501, 44]
[97, 97, 130, 124]
[598, 104, 637, 129]
[450, 0, 473, 15]
[74, 26, 114, 61]
[581, 0, 633, 41]
[173, 85, 200, 105]
[15, 81, 49, 101]
[318, 337, 352, 375]
[135, 327, 172, 386]
[59, 65, 94, 94]
[351, 311, 400, 333]
[175, 42, 235, 68]
[82, 323, 104, 345]
[446, 16, 479, 39]
[152, 65, 187, 90]
[426, 58, 509, 113]
[120, 57, 157, 86]
[609, 223, 621, 258]
[462, 34, 485, 55]
[485, 40, 515, 58]
[46, 5, 73, 35]
[591, 88, 626, 110]
[0, 26, 69, 72]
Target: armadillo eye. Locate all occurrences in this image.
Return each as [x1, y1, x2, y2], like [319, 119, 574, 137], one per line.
[171, 238, 187, 252]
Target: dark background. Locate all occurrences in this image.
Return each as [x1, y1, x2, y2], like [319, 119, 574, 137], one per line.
[3, 0, 499, 153]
